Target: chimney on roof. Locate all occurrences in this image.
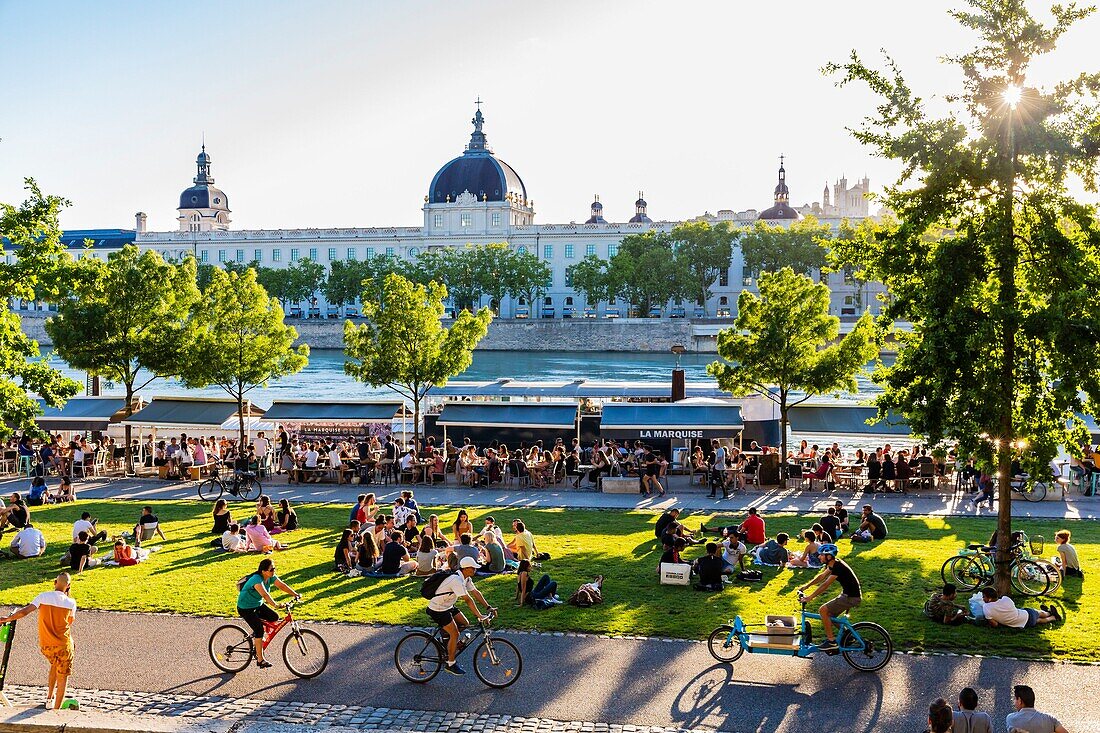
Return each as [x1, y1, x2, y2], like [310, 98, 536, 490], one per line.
[135, 212, 147, 234]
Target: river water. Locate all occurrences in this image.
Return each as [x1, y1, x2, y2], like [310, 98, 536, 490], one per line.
[46, 349, 882, 408]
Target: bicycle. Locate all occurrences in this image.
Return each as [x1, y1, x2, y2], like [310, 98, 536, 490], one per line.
[940, 540, 1051, 596]
[394, 609, 522, 688]
[1009, 474, 1047, 502]
[197, 459, 262, 502]
[707, 594, 893, 672]
[208, 598, 328, 678]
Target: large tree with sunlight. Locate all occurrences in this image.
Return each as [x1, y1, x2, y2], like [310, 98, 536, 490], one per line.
[826, 0, 1100, 593]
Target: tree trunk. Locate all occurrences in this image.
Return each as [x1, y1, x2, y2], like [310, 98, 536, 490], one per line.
[238, 393, 247, 455]
[412, 393, 421, 457]
[124, 384, 135, 476]
[994, 115, 1018, 597]
[779, 402, 789, 482]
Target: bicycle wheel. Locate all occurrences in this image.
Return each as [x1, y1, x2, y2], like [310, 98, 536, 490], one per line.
[840, 622, 893, 672]
[1020, 482, 1046, 502]
[707, 625, 745, 663]
[946, 555, 987, 592]
[197, 478, 224, 502]
[1011, 559, 1050, 597]
[1034, 559, 1062, 595]
[472, 637, 522, 688]
[209, 624, 253, 673]
[394, 632, 444, 683]
[282, 628, 329, 678]
[237, 477, 262, 502]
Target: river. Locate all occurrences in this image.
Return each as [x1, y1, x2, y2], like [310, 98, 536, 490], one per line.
[46, 349, 884, 408]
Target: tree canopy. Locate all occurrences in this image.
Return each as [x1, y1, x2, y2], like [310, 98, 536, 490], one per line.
[0, 180, 82, 437]
[344, 273, 491, 449]
[739, 216, 830, 278]
[708, 267, 876, 471]
[670, 221, 737, 315]
[825, 0, 1100, 591]
[46, 245, 200, 469]
[182, 268, 309, 447]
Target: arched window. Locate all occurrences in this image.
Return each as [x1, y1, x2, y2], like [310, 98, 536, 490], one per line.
[565, 296, 574, 305]
[719, 296, 729, 305]
[409, 247, 421, 258]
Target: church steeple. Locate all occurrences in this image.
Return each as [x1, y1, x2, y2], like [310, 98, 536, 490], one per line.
[773, 155, 789, 204]
[466, 98, 490, 153]
[194, 143, 214, 185]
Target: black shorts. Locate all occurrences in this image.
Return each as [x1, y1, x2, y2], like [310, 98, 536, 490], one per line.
[238, 604, 278, 638]
[645, 465, 660, 477]
[427, 607, 459, 627]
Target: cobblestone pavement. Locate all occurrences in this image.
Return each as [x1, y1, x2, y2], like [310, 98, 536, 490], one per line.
[2, 684, 727, 733]
[4, 474, 1095, 519]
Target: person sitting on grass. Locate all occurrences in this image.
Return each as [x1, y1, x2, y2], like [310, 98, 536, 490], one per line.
[67, 531, 99, 573]
[516, 559, 560, 606]
[27, 476, 48, 506]
[1054, 529, 1083, 578]
[481, 531, 507, 574]
[738, 507, 767, 546]
[849, 504, 888, 543]
[246, 515, 289, 553]
[980, 586, 1061, 628]
[9, 521, 46, 559]
[657, 508, 704, 546]
[508, 519, 543, 563]
[378, 531, 418, 576]
[72, 512, 107, 545]
[415, 535, 439, 575]
[452, 509, 474, 543]
[0, 492, 30, 538]
[811, 522, 833, 545]
[786, 531, 820, 568]
[112, 538, 149, 566]
[212, 499, 233, 535]
[693, 542, 731, 591]
[924, 583, 968, 625]
[659, 536, 687, 568]
[756, 533, 791, 568]
[49, 476, 76, 504]
[402, 515, 421, 545]
[222, 523, 248, 552]
[722, 532, 749, 572]
[401, 490, 421, 523]
[131, 506, 166, 548]
[833, 501, 849, 536]
[356, 532, 380, 574]
[276, 499, 298, 532]
[334, 528, 357, 572]
[820, 507, 842, 542]
[454, 533, 481, 565]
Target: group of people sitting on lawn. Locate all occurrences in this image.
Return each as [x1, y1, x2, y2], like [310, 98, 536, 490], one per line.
[654, 502, 888, 586]
[213, 495, 297, 553]
[331, 499, 565, 607]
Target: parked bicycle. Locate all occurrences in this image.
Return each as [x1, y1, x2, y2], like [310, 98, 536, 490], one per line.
[196, 459, 262, 502]
[394, 610, 522, 687]
[208, 598, 328, 678]
[707, 595, 893, 672]
[940, 538, 1053, 596]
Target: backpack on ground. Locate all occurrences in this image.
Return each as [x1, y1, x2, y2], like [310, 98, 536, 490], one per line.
[736, 569, 762, 582]
[420, 570, 457, 600]
[535, 551, 552, 562]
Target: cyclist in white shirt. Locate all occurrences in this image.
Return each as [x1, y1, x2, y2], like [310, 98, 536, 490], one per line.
[426, 556, 495, 676]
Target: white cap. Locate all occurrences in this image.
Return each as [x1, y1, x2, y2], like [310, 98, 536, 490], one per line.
[459, 556, 481, 570]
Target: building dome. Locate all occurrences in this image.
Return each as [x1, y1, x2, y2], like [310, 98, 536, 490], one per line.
[428, 108, 527, 204]
[585, 194, 606, 224]
[178, 146, 229, 212]
[628, 190, 652, 223]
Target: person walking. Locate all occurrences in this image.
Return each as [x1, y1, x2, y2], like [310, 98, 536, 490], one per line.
[0, 573, 78, 709]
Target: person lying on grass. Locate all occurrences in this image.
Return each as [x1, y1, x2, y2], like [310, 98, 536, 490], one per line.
[979, 586, 1061, 628]
[923, 583, 968, 625]
[756, 533, 791, 568]
[112, 538, 150, 566]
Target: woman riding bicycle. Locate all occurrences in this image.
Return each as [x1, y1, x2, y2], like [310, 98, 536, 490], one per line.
[237, 558, 300, 669]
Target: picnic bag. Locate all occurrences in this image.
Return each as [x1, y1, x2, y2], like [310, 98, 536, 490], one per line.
[736, 569, 763, 581]
[420, 570, 458, 599]
[535, 551, 552, 562]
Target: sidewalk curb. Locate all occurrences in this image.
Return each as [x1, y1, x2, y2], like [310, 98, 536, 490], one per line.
[0, 707, 413, 733]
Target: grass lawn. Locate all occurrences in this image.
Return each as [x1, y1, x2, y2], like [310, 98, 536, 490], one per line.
[1, 500, 1096, 662]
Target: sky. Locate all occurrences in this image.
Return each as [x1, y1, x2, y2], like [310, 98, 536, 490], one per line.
[2, 0, 1098, 232]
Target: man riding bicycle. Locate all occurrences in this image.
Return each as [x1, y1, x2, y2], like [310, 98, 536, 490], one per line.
[796, 543, 861, 652]
[426, 556, 495, 676]
[237, 558, 300, 668]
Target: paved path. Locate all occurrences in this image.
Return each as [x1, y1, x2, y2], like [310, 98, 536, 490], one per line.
[5, 474, 1096, 519]
[0, 610, 1096, 733]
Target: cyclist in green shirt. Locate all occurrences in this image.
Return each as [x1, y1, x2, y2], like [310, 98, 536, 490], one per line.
[237, 558, 300, 668]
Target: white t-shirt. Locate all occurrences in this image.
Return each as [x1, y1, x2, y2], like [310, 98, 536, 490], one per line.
[12, 527, 46, 557]
[72, 519, 95, 542]
[72, 449, 85, 463]
[400, 454, 414, 470]
[304, 450, 319, 468]
[222, 531, 246, 552]
[427, 573, 476, 612]
[329, 449, 342, 468]
[1056, 542, 1080, 571]
[254, 437, 270, 457]
[178, 445, 193, 465]
[722, 538, 747, 566]
[393, 505, 413, 527]
[982, 596, 1029, 628]
[480, 525, 505, 545]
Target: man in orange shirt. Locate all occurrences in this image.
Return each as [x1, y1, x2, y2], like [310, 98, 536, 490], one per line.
[0, 573, 77, 709]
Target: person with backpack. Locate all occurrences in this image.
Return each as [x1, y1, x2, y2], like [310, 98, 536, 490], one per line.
[422, 556, 495, 676]
[952, 687, 993, 733]
[236, 558, 300, 669]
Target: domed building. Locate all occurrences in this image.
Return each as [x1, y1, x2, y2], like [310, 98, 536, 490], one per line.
[757, 156, 800, 221]
[628, 192, 652, 224]
[177, 145, 231, 232]
[423, 107, 534, 232]
[585, 195, 607, 224]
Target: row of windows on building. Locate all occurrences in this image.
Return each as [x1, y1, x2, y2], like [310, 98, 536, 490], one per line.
[195, 242, 615, 265]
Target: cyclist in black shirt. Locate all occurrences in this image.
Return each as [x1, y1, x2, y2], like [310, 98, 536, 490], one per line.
[797, 544, 862, 651]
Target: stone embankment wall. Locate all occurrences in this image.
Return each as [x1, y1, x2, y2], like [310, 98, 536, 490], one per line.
[20, 312, 719, 353]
